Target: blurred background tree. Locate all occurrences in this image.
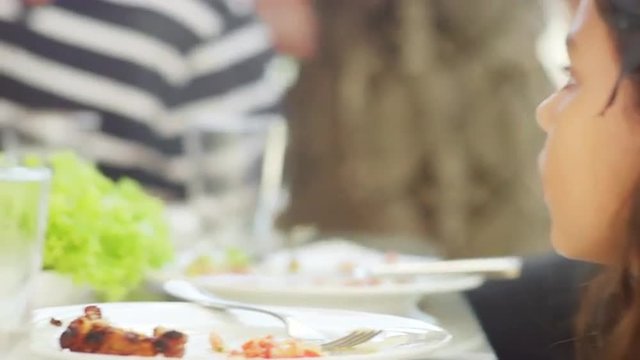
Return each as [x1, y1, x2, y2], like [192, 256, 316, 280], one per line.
[283, 0, 553, 257]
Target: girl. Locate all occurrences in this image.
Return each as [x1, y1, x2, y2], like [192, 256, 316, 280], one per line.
[537, 0, 640, 357]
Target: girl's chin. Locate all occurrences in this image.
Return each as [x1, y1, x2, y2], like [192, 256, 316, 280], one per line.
[550, 227, 616, 264]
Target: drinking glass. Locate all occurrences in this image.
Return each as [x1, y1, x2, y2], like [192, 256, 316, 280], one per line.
[185, 116, 288, 255]
[13, 110, 102, 160]
[0, 167, 50, 357]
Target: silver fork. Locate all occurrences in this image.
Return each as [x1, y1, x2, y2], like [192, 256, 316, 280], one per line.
[163, 280, 381, 351]
[320, 329, 382, 351]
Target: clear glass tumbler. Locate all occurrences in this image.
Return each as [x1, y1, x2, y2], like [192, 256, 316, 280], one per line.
[185, 116, 288, 255]
[13, 110, 102, 161]
[0, 167, 50, 357]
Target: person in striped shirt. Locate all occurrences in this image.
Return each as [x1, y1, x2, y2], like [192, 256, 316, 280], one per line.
[0, 0, 294, 199]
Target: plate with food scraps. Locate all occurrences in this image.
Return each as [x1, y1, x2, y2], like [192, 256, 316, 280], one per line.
[30, 302, 451, 360]
[158, 240, 484, 315]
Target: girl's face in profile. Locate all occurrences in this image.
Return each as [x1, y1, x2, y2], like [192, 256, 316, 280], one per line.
[537, 0, 640, 263]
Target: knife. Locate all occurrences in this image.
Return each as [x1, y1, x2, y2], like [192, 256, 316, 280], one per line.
[353, 256, 523, 280]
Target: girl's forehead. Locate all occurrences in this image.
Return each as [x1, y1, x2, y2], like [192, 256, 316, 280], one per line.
[571, 0, 599, 36]
[570, 0, 612, 52]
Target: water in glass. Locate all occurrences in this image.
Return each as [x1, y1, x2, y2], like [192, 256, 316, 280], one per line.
[0, 167, 50, 357]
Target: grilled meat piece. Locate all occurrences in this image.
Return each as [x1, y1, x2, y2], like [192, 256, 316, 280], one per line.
[59, 305, 187, 357]
[153, 327, 188, 358]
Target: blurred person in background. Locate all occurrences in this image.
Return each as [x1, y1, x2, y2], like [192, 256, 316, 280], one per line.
[255, 0, 317, 60]
[0, 0, 316, 198]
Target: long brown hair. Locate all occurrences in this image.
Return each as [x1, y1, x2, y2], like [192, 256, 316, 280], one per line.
[576, 1, 640, 358]
[576, 202, 640, 359]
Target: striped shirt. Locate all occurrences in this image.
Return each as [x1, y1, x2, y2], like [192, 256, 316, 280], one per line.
[0, 0, 288, 198]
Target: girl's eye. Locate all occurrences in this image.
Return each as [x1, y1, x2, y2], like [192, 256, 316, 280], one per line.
[561, 66, 577, 89]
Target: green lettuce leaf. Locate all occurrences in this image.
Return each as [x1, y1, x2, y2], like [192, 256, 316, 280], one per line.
[28, 152, 173, 300]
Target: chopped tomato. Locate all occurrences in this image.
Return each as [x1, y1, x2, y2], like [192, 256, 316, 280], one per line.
[232, 336, 323, 358]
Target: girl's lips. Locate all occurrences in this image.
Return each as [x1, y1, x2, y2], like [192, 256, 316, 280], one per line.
[538, 147, 549, 203]
[537, 148, 546, 176]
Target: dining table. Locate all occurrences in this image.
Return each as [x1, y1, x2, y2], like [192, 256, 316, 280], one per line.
[13, 206, 497, 359]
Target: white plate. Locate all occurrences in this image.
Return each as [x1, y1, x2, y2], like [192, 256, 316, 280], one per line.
[190, 273, 483, 315]
[163, 241, 484, 315]
[30, 302, 451, 360]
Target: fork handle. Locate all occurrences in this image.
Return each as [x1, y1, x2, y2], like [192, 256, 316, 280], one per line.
[368, 256, 522, 279]
[163, 280, 288, 324]
[199, 298, 288, 324]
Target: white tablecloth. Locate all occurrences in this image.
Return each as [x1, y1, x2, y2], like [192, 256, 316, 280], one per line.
[420, 294, 495, 358]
